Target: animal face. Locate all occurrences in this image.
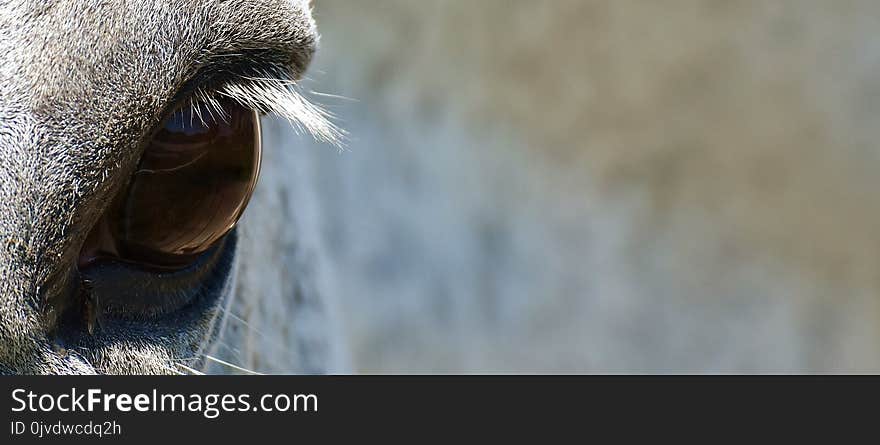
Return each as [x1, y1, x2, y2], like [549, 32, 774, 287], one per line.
[0, 0, 325, 374]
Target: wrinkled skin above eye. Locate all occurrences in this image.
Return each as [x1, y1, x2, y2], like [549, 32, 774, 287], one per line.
[80, 100, 261, 270]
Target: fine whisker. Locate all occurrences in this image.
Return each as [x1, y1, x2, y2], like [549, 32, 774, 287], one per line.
[217, 308, 296, 356]
[175, 362, 205, 376]
[204, 354, 263, 375]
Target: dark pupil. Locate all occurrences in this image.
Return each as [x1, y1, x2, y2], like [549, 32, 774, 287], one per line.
[80, 100, 261, 269]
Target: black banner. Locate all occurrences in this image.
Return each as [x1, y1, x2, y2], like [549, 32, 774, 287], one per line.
[0, 377, 874, 443]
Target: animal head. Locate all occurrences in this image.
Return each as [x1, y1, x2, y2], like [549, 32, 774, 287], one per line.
[0, 0, 333, 374]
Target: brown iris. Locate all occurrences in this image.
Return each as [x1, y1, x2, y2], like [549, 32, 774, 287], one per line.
[79, 100, 261, 269]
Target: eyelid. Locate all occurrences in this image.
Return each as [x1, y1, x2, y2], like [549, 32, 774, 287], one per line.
[79, 234, 235, 320]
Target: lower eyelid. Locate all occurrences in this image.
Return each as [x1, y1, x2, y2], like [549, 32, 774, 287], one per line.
[79, 234, 234, 320]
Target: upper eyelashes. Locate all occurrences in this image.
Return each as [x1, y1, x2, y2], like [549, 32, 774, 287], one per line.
[187, 66, 343, 145]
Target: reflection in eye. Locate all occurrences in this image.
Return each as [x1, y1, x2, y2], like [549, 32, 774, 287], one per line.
[79, 100, 261, 269]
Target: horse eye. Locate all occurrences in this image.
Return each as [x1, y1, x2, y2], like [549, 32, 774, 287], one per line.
[79, 100, 261, 269]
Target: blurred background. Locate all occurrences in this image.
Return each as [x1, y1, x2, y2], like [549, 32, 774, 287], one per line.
[233, 1, 880, 373]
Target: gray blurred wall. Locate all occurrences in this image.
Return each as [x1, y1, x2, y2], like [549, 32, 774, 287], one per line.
[247, 1, 880, 372]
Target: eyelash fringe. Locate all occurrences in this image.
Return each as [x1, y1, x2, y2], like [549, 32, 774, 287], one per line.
[187, 67, 344, 146]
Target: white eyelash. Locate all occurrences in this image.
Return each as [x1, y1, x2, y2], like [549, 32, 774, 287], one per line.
[189, 69, 344, 146]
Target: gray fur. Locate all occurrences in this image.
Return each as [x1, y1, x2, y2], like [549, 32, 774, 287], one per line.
[0, 0, 324, 374]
